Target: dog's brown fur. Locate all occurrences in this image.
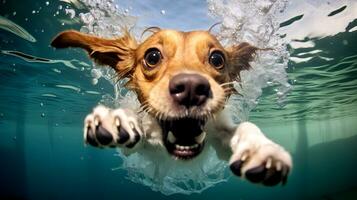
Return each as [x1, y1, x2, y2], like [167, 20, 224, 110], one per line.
[51, 29, 257, 118]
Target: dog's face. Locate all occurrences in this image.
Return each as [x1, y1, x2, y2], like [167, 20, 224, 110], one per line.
[51, 28, 257, 159]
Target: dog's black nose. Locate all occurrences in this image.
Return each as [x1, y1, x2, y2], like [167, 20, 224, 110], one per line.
[169, 73, 212, 108]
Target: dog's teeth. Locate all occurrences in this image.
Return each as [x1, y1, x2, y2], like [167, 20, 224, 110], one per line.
[167, 131, 176, 143]
[175, 144, 199, 150]
[195, 131, 206, 144]
[175, 145, 184, 150]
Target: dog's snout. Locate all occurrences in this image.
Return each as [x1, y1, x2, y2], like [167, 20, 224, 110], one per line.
[169, 73, 211, 108]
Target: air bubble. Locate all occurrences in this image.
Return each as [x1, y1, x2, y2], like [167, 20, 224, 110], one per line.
[161, 10, 166, 15]
[266, 81, 273, 86]
[91, 68, 102, 79]
[40, 102, 44, 107]
[92, 78, 98, 85]
[41, 113, 45, 117]
[65, 9, 76, 18]
[277, 91, 284, 97]
[45, 1, 49, 6]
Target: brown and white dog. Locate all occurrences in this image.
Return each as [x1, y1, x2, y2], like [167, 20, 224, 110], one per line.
[51, 28, 292, 186]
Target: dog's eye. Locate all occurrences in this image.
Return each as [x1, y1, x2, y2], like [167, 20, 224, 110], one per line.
[144, 48, 162, 68]
[209, 50, 225, 69]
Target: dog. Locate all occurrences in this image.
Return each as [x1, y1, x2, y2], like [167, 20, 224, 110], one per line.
[51, 27, 292, 186]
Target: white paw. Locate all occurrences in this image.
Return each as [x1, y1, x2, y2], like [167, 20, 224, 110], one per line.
[84, 105, 143, 148]
[229, 122, 292, 186]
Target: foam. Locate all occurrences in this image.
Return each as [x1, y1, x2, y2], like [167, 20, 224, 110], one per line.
[208, 0, 291, 121]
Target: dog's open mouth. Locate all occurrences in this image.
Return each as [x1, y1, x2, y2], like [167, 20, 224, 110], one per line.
[160, 118, 206, 160]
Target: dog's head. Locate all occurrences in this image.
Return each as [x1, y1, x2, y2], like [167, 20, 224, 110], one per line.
[51, 28, 257, 159]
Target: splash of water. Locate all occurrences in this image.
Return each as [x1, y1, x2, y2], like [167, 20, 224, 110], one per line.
[75, 0, 139, 108]
[71, 0, 291, 195]
[114, 145, 229, 195]
[208, 0, 291, 122]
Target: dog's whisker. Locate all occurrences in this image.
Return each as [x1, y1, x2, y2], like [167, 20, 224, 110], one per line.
[139, 102, 149, 110]
[138, 102, 150, 112]
[223, 104, 233, 109]
[139, 105, 150, 114]
[220, 81, 235, 87]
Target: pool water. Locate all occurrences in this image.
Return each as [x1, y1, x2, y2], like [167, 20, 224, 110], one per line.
[1, 0, 357, 199]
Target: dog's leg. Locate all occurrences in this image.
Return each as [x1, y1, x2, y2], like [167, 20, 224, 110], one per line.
[83, 105, 143, 149]
[228, 122, 292, 186]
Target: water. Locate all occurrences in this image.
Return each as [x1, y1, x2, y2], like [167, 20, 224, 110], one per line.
[0, 0, 357, 199]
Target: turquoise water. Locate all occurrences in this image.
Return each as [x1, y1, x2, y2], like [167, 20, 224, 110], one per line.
[1, 0, 357, 199]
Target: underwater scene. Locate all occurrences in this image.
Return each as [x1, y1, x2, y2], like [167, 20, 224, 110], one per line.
[1, 0, 357, 199]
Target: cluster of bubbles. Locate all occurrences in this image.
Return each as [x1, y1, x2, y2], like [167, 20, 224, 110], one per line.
[69, 0, 291, 195]
[74, 0, 139, 108]
[208, 0, 291, 122]
[77, 0, 137, 37]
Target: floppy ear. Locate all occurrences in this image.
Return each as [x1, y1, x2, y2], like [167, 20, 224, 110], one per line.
[51, 30, 137, 78]
[226, 42, 258, 81]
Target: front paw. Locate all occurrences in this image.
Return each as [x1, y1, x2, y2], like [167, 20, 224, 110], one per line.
[84, 106, 142, 148]
[229, 142, 292, 186]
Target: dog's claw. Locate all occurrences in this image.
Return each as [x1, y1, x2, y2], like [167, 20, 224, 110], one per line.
[281, 167, 289, 186]
[229, 160, 244, 176]
[262, 168, 282, 186]
[86, 127, 98, 147]
[245, 165, 267, 183]
[126, 128, 141, 148]
[96, 125, 113, 145]
[117, 126, 130, 144]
